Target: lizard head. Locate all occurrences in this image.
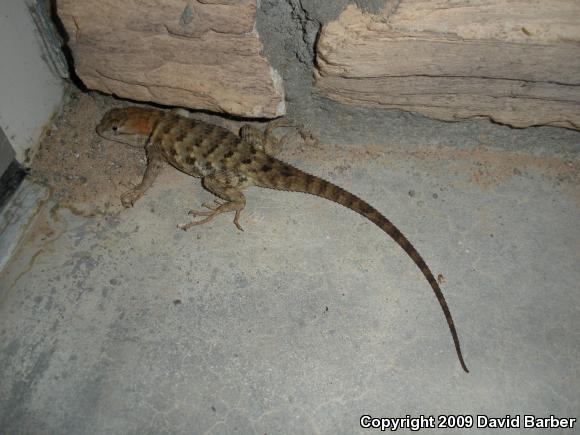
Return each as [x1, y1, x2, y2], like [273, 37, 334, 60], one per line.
[96, 107, 158, 147]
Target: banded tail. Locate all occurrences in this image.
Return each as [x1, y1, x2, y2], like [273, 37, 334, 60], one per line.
[255, 157, 469, 372]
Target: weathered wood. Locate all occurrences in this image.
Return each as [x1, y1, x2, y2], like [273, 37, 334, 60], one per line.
[315, 2, 580, 129]
[57, 0, 285, 118]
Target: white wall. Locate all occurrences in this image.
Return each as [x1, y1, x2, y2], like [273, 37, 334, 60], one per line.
[0, 0, 64, 164]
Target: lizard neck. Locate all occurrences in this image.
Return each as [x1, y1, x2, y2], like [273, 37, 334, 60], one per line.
[122, 107, 163, 136]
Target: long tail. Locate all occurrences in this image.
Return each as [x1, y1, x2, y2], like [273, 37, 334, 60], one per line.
[255, 158, 469, 372]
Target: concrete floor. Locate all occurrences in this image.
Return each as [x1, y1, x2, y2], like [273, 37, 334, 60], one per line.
[1, 126, 579, 434]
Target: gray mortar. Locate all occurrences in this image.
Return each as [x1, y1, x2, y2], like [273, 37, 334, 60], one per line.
[256, 1, 580, 155]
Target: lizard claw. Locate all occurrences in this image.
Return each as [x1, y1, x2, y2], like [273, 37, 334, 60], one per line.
[180, 200, 244, 231]
[187, 208, 213, 217]
[187, 200, 225, 215]
[200, 200, 225, 211]
[180, 204, 223, 231]
[233, 210, 244, 231]
[177, 212, 214, 230]
[120, 189, 141, 208]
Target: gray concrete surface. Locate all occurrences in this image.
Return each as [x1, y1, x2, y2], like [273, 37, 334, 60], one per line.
[0, 179, 48, 272]
[1, 129, 579, 434]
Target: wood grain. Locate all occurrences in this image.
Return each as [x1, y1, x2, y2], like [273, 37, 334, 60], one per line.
[315, 2, 580, 129]
[57, 0, 285, 118]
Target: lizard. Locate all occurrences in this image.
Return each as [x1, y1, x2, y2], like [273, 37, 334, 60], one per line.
[96, 106, 469, 373]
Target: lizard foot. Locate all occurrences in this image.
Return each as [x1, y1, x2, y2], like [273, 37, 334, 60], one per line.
[120, 188, 142, 208]
[177, 201, 244, 231]
[193, 200, 225, 212]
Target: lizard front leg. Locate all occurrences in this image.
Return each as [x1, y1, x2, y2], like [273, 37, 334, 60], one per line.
[178, 172, 246, 231]
[120, 149, 165, 208]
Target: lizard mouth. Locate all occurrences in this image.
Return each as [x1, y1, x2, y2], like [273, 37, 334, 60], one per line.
[96, 128, 145, 149]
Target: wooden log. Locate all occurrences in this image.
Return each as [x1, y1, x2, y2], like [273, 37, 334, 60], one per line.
[315, 2, 580, 129]
[57, 0, 285, 118]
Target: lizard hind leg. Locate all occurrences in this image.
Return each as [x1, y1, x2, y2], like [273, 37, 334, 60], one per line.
[239, 124, 283, 156]
[239, 119, 310, 157]
[177, 172, 247, 231]
[265, 119, 319, 154]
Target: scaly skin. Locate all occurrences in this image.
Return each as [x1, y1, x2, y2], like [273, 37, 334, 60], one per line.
[97, 106, 469, 372]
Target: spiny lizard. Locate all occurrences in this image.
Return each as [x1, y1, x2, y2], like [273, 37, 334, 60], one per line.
[97, 106, 469, 372]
